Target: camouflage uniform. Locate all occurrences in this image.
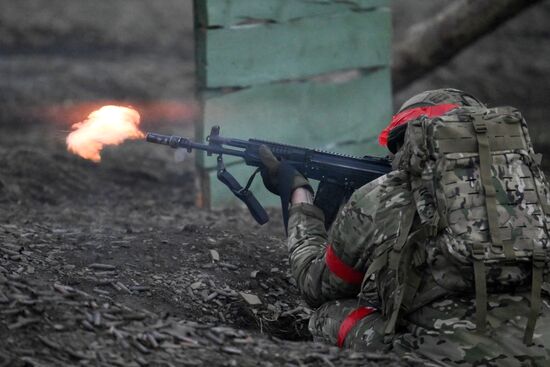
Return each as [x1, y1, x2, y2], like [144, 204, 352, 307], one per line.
[288, 174, 550, 365]
[287, 100, 550, 365]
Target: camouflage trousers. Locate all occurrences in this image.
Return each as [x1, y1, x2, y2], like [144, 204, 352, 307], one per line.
[309, 294, 550, 366]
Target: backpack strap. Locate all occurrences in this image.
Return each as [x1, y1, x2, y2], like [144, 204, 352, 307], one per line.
[531, 160, 550, 219]
[472, 116, 516, 260]
[471, 115, 515, 333]
[383, 226, 427, 341]
[471, 117, 493, 332]
[472, 114, 548, 343]
[363, 209, 416, 281]
[362, 208, 418, 342]
[472, 243, 487, 332]
[523, 247, 546, 345]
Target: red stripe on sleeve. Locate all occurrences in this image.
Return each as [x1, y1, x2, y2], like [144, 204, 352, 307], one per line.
[337, 306, 377, 348]
[325, 244, 365, 285]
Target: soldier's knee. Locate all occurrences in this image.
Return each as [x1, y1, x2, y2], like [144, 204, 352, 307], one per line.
[308, 299, 385, 351]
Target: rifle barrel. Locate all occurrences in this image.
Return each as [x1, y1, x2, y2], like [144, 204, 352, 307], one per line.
[145, 132, 246, 158]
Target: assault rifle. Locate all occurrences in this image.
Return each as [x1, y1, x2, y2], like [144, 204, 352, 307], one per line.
[146, 126, 391, 228]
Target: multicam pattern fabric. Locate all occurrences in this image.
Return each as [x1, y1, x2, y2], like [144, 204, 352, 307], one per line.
[308, 298, 387, 351]
[287, 171, 414, 308]
[396, 88, 485, 113]
[395, 106, 550, 291]
[287, 106, 550, 364]
[309, 294, 550, 366]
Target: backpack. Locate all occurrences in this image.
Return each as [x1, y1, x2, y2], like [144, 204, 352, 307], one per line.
[367, 106, 550, 344]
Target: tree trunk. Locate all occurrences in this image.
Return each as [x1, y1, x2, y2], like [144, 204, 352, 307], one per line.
[392, 0, 543, 92]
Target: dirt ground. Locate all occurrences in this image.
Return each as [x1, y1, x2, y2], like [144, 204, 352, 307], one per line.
[1, 1, 549, 366]
[0, 2, 402, 365]
[1, 124, 407, 366]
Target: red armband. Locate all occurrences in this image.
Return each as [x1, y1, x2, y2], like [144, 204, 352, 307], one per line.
[325, 244, 365, 285]
[337, 306, 377, 348]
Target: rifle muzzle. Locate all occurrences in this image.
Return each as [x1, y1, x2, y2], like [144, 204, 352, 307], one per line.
[146, 132, 182, 148]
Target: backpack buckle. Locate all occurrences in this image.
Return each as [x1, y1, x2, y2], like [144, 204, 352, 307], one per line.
[473, 120, 488, 133]
[532, 248, 546, 268]
[472, 243, 485, 260]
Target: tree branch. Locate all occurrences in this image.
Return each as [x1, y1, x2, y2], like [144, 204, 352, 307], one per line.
[392, 0, 543, 92]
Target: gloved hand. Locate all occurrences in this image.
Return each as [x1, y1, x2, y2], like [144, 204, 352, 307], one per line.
[259, 145, 312, 196]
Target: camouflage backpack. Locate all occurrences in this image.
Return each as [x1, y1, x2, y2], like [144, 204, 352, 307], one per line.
[369, 105, 550, 344]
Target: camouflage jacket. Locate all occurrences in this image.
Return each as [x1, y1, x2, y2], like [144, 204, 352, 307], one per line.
[287, 169, 415, 308]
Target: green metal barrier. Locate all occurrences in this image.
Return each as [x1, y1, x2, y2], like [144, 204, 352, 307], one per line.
[194, 0, 392, 208]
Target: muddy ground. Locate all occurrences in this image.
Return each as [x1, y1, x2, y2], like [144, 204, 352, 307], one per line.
[1, 1, 549, 366]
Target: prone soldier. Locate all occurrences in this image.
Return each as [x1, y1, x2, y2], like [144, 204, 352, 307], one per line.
[259, 89, 550, 366]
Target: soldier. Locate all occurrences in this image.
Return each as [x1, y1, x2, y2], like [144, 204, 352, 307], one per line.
[260, 89, 550, 366]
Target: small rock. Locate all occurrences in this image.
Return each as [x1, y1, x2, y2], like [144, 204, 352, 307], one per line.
[89, 263, 116, 271]
[116, 282, 131, 294]
[209, 250, 220, 262]
[220, 262, 238, 270]
[221, 346, 242, 355]
[239, 292, 262, 306]
[190, 281, 203, 290]
[205, 292, 218, 302]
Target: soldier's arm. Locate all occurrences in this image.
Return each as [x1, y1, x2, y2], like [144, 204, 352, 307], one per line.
[287, 185, 378, 308]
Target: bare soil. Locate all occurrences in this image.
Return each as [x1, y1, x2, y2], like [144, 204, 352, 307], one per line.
[0, 123, 406, 366]
[1, 1, 398, 364]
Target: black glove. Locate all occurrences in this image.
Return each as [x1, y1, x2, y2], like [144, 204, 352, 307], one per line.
[258, 145, 311, 196]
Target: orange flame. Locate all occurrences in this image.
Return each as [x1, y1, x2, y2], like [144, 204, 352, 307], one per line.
[66, 105, 144, 162]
